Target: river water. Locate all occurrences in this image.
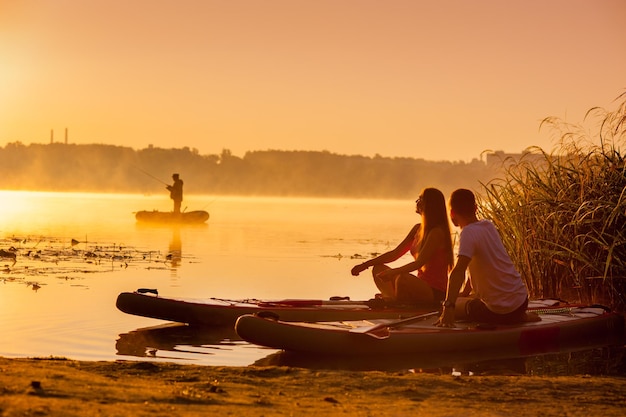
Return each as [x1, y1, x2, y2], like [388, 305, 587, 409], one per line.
[0, 191, 418, 365]
[0, 191, 622, 373]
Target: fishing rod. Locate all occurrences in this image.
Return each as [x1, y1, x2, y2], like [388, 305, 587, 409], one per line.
[200, 197, 218, 210]
[135, 166, 169, 186]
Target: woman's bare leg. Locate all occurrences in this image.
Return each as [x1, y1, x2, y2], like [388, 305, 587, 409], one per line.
[372, 264, 397, 300]
[395, 275, 435, 304]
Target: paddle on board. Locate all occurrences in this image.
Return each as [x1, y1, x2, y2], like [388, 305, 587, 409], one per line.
[350, 310, 441, 336]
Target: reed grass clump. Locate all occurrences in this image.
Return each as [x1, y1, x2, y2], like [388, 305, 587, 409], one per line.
[479, 93, 626, 311]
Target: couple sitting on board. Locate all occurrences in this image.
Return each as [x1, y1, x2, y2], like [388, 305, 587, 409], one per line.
[351, 188, 536, 326]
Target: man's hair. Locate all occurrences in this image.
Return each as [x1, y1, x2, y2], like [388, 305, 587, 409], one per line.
[449, 188, 476, 216]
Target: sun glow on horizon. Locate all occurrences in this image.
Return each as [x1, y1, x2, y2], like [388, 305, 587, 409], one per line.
[1, 1, 625, 162]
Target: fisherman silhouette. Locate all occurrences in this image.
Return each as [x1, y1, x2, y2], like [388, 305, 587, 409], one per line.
[166, 173, 183, 214]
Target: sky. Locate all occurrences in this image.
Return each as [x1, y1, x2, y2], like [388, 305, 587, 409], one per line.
[1, 0, 625, 162]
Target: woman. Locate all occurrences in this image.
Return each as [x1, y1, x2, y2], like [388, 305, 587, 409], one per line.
[351, 188, 454, 305]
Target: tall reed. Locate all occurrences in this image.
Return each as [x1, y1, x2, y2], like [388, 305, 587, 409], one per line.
[479, 93, 626, 310]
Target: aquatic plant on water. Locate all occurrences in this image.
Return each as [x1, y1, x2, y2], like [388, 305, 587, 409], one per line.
[479, 92, 626, 311]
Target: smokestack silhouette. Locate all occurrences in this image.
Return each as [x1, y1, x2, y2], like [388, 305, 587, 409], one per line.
[65, 128, 68, 144]
[50, 129, 54, 144]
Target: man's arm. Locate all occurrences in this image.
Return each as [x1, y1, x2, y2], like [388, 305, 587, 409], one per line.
[436, 255, 471, 327]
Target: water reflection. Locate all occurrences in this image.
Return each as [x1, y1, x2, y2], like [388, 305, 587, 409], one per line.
[116, 323, 241, 357]
[115, 323, 253, 364]
[133, 222, 209, 276]
[254, 350, 529, 374]
[115, 322, 625, 375]
[253, 345, 626, 376]
[168, 228, 182, 270]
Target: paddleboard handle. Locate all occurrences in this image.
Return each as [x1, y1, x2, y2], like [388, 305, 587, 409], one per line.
[256, 311, 280, 321]
[137, 288, 159, 296]
[329, 296, 350, 301]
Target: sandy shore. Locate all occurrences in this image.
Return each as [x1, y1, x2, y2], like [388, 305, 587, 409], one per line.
[1, 357, 625, 416]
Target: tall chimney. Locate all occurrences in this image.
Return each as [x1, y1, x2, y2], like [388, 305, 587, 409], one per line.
[65, 128, 68, 144]
[50, 129, 54, 144]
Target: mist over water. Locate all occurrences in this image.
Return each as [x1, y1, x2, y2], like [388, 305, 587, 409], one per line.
[0, 191, 622, 373]
[0, 191, 415, 365]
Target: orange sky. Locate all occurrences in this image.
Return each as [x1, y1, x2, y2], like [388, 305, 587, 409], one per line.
[1, 0, 625, 162]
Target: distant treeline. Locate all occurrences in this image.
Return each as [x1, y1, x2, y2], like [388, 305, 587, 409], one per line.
[0, 142, 501, 199]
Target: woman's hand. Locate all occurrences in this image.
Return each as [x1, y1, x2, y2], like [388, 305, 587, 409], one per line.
[351, 263, 368, 276]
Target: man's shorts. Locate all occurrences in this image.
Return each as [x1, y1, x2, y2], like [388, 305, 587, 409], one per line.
[465, 297, 528, 324]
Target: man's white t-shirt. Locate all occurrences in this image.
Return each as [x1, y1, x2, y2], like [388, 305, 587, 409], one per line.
[457, 220, 528, 314]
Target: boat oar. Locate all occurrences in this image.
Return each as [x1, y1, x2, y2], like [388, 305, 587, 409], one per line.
[350, 311, 440, 338]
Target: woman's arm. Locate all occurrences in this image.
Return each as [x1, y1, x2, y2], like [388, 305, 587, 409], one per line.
[377, 226, 444, 276]
[351, 224, 419, 276]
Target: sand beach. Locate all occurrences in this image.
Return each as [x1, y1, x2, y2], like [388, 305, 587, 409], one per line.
[1, 356, 625, 416]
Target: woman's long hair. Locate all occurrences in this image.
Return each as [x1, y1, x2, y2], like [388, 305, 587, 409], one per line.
[418, 188, 454, 270]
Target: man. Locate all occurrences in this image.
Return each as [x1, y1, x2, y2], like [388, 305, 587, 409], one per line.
[166, 173, 183, 214]
[436, 189, 535, 327]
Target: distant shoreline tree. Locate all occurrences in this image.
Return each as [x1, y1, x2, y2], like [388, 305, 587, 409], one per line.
[0, 142, 506, 199]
